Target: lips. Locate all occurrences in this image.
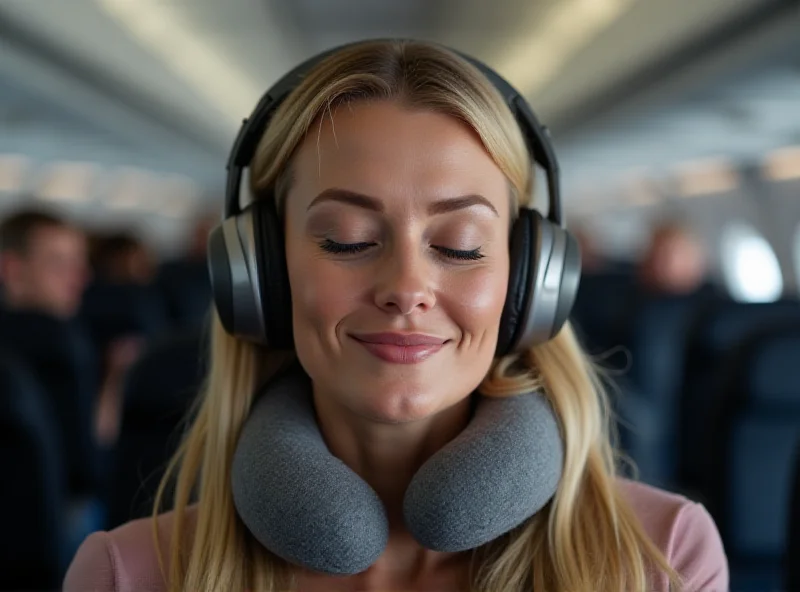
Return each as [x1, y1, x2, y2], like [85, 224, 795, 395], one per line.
[350, 332, 448, 364]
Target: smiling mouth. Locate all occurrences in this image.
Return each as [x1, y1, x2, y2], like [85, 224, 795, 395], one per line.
[349, 333, 449, 364]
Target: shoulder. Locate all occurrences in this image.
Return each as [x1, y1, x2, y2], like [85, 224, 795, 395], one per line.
[618, 479, 729, 591]
[63, 506, 197, 592]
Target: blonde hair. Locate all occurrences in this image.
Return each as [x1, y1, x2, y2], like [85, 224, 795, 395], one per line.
[155, 40, 679, 591]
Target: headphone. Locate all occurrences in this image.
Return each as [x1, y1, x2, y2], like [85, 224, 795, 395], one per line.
[207, 40, 581, 356]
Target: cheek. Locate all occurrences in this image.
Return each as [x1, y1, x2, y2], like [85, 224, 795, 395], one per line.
[31, 266, 55, 289]
[442, 262, 509, 334]
[286, 249, 362, 334]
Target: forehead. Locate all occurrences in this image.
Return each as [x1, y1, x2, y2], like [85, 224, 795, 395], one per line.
[287, 100, 510, 217]
[27, 225, 85, 252]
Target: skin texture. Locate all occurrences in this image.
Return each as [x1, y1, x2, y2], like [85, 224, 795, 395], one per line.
[282, 100, 512, 590]
[0, 224, 89, 319]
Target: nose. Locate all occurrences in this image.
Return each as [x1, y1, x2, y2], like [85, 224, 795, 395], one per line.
[374, 247, 436, 315]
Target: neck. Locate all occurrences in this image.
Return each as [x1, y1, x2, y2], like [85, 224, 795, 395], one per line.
[312, 389, 473, 528]
[305, 390, 474, 588]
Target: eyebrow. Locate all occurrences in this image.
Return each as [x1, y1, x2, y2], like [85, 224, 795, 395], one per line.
[307, 188, 499, 217]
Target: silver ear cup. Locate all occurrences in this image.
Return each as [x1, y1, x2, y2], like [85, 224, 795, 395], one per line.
[552, 229, 581, 337]
[513, 220, 568, 352]
[208, 210, 267, 343]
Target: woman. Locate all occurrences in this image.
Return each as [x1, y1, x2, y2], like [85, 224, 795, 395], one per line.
[65, 40, 727, 592]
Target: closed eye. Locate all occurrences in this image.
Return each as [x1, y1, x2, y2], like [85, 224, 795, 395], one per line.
[318, 239, 484, 261]
[434, 246, 484, 261]
[318, 239, 374, 255]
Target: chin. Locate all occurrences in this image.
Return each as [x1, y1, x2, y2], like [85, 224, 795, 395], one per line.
[349, 380, 450, 424]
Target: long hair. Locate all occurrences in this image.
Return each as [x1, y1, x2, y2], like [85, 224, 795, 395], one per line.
[154, 40, 679, 591]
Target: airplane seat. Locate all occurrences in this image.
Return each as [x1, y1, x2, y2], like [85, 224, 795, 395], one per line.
[786, 442, 800, 592]
[570, 267, 636, 356]
[79, 280, 170, 355]
[678, 299, 800, 492]
[0, 348, 67, 590]
[703, 325, 800, 591]
[155, 258, 212, 331]
[0, 308, 100, 498]
[622, 290, 720, 488]
[613, 387, 665, 485]
[106, 328, 206, 528]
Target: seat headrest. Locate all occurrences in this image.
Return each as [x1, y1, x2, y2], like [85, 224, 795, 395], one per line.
[747, 332, 800, 408]
[703, 301, 800, 354]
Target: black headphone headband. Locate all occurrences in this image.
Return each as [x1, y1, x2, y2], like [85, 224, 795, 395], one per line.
[224, 40, 563, 227]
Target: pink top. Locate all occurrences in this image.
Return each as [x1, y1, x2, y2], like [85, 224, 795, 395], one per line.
[64, 480, 728, 591]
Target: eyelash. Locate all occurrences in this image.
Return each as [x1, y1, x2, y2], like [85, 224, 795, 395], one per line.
[318, 239, 484, 261]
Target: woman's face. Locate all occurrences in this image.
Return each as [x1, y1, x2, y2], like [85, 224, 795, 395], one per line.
[283, 100, 512, 423]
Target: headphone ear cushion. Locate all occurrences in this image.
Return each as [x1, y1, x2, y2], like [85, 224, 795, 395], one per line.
[496, 210, 535, 357]
[252, 199, 294, 349]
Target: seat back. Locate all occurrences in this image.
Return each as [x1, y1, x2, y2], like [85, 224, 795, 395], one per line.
[707, 326, 800, 591]
[571, 269, 637, 352]
[156, 259, 212, 331]
[0, 349, 66, 590]
[624, 290, 717, 487]
[80, 281, 169, 352]
[679, 299, 800, 488]
[106, 329, 205, 528]
[0, 310, 100, 495]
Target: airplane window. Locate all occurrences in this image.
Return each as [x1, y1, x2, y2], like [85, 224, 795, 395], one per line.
[720, 223, 783, 303]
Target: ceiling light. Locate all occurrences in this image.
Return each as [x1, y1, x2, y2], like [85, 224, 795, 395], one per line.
[763, 145, 800, 182]
[37, 161, 97, 203]
[0, 154, 30, 193]
[95, 0, 262, 126]
[153, 174, 199, 218]
[625, 178, 660, 206]
[104, 167, 154, 210]
[160, 174, 199, 203]
[497, 0, 638, 96]
[674, 157, 740, 197]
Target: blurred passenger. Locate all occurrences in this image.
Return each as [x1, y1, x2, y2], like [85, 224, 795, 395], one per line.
[637, 221, 708, 295]
[0, 208, 89, 318]
[0, 208, 102, 497]
[0, 209, 141, 448]
[91, 232, 156, 285]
